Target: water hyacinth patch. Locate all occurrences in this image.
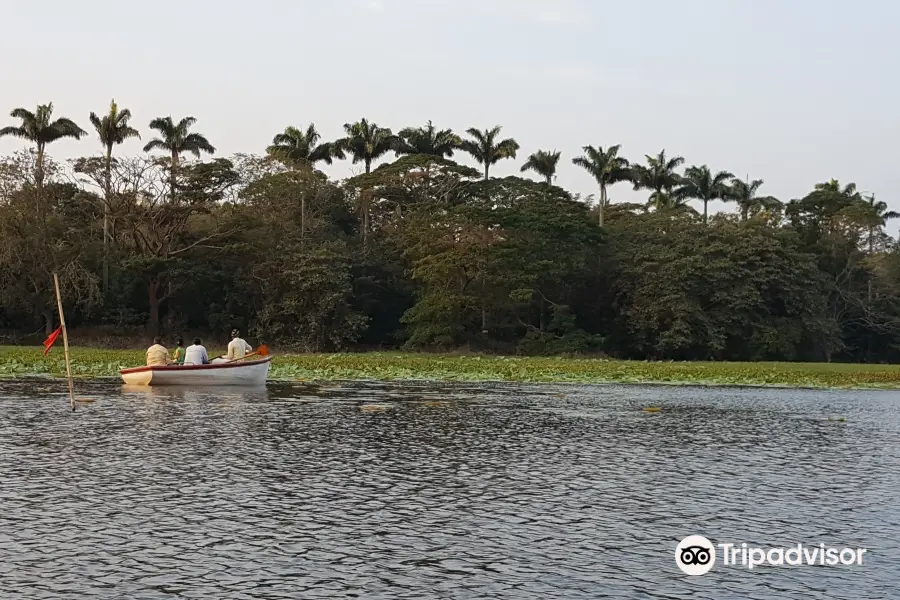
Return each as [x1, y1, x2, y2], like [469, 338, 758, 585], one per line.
[2, 346, 900, 389]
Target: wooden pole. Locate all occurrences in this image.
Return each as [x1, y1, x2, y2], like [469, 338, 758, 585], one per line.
[53, 273, 75, 412]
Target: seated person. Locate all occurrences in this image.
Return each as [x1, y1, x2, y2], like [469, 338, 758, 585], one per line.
[183, 337, 210, 365]
[227, 329, 253, 360]
[146, 337, 173, 366]
[173, 337, 186, 365]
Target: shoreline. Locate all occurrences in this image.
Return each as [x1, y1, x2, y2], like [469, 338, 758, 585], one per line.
[5, 374, 900, 391]
[2, 346, 900, 390]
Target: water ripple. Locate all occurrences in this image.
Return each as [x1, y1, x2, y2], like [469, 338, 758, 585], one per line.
[0, 380, 898, 598]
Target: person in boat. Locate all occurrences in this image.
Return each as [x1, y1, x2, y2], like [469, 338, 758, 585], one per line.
[172, 337, 186, 365]
[227, 329, 253, 360]
[183, 337, 210, 365]
[146, 337, 173, 367]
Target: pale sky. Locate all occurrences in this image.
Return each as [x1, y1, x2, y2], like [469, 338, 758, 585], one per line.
[2, 0, 898, 219]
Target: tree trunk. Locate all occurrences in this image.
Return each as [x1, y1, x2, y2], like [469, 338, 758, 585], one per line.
[545, 175, 551, 185]
[300, 195, 306, 246]
[703, 199, 709, 224]
[867, 224, 875, 362]
[484, 163, 490, 181]
[598, 184, 607, 227]
[170, 150, 179, 201]
[103, 146, 112, 295]
[36, 143, 46, 225]
[423, 162, 432, 196]
[363, 200, 370, 250]
[164, 281, 175, 333]
[539, 295, 546, 331]
[148, 278, 161, 335]
[365, 158, 372, 174]
[43, 309, 54, 336]
[35, 144, 45, 198]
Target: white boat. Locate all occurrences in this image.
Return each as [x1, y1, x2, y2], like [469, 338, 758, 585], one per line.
[120, 356, 272, 386]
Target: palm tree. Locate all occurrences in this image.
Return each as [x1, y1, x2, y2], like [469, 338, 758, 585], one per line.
[631, 149, 685, 210]
[520, 150, 561, 185]
[267, 124, 343, 169]
[459, 126, 519, 180]
[815, 179, 858, 197]
[336, 118, 396, 174]
[89, 99, 140, 294]
[864, 193, 900, 253]
[0, 103, 86, 195]
[142, 116, 215, 199]
[267, 124, 342, 244]
[572, 144, 631, 227]
[396, 120, 461, 158]
[728, 179, 781, 221]
[676, 165, 734, 223]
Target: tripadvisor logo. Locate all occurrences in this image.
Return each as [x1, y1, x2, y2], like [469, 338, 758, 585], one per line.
[676, 535, 716, 575]
[675, 536, 868, 575]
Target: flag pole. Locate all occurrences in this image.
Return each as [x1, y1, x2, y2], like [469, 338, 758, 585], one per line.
[52, 273, 76, 412]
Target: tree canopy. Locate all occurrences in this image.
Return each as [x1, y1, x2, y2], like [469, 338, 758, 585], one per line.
[0, 102, 898, 363]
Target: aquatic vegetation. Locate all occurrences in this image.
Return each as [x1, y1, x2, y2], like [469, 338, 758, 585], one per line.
[2, 346, 900, 389]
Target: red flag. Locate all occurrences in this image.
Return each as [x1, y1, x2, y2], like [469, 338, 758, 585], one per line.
[43, 326, 62, 355]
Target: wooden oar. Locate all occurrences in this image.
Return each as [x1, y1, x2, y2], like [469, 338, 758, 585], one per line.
[227, 344, 270, 363]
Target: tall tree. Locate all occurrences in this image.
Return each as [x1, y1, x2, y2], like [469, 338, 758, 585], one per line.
[0, 151, 99, 334]
[459, 126, 519, 180]
[865, 193, 900, 253]
[521, 150, 561, 185]
[142, 116, 216, 199]
[572, 144, 631, 227]
[631, 149, 685, 210]
[89, 99, 140, 294]
[396, 120, 461, 158]
[336, 118, 396, 174]
[267, 124, 343, 169]
[112, 156, 238, 333]
[267, 124, 344, 244]
[0, 103, 86, 198]
[676, 165, 734, 223]
[727, 178, 781, 221]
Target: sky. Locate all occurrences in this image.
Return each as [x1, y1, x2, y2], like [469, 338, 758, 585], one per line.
[1, 0, 898, 219]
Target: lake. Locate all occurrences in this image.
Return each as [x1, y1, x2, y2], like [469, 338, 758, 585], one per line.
[0, 380, 898, 599]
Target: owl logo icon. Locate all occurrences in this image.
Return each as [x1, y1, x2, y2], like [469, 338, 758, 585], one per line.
[675, 535, 716, 575]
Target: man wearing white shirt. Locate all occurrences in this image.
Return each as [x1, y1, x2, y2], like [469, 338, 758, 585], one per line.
[227, 329, 253, 360]
[184, 337, 210, 365]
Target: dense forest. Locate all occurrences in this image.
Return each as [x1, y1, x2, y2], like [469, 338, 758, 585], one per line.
[0, 101, 897, 362]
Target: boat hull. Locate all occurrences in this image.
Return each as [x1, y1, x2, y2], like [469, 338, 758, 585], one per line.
[120, 356, 272, 386]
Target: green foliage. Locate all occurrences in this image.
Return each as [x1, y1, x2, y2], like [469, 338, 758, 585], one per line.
[143, 116, 215, 162]
[459, 125, 519, 180]
[267, 124, 343, 168]
[399, 176, 602, 349]
[631, 149, 686, 209]
[517, 305, 603, 355]
[89, 99, 140, 154]
[254, 243, 369, 351]
[0, 103, 86, 148]
[676, 164, 734, 223]
[336, 118, 397, 173]
[520, 149, 561, 184]
[1, 104, 899, 368]
[396, 121, 461, 158]
[572, 144, 631, 226]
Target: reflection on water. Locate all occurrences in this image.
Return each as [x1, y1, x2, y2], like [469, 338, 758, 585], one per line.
[1, 380, 899, 598]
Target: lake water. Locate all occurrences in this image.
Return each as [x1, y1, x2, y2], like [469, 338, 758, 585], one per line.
[0, 380, 898, 599]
